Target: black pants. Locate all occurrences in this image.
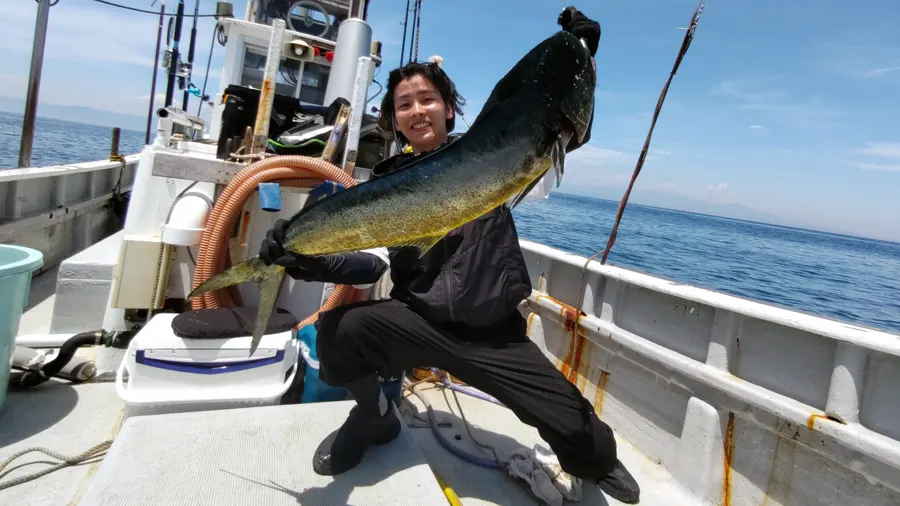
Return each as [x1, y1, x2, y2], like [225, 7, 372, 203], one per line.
[314, 298, 618, 480]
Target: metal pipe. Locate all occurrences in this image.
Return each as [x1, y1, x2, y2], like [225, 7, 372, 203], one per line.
[251, 18, 286, 153]
[182, 0, 200, 110]
[17, 0, 52, 168]
[145, 1, 166, 144]
[164, 0, 186, 108]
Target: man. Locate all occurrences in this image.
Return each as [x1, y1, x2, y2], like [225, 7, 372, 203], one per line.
[260, 7, 640, 504]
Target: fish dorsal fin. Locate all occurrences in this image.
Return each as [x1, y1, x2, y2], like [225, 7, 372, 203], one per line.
[393, 233, 446, 258]
[469, 63, 523, 129]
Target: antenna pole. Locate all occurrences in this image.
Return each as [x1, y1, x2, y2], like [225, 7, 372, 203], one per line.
[17, 0, 52, 168]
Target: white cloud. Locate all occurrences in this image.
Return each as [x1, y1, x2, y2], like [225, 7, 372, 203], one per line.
[557, 144, 634, 188]
[821, 41, 900, 80]
[852, 162, 900, 173]
[713, 78, 786, 109]
[707, 182, 731, 195]
[857, 142, 900, 159]
[568, 144, 631, 165]
[749, 125, 764, 129]
[850, 142, 900, 173]
[712, 77, 843, 127]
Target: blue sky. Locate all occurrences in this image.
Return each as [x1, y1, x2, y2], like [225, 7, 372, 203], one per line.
[2, 0, 898, 241]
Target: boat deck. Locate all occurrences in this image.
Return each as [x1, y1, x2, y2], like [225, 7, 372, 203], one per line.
[2, 271, 697, 505]
[1, 380, 695, 506]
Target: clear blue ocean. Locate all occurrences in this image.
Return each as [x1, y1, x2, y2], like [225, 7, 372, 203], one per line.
[2, 111, 898, 335]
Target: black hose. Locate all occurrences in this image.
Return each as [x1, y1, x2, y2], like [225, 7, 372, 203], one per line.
[8, 331, 106, 389]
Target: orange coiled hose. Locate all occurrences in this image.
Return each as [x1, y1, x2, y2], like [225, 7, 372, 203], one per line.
[190, 155, 362, 327]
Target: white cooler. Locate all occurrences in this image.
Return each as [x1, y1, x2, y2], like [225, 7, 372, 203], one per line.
[116, 312, 300, 418]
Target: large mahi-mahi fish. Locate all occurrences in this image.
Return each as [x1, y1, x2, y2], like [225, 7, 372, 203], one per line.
[189, 30, 596, 355]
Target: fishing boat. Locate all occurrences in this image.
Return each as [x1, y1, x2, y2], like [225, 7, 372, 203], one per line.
[2, 1, 899, 505]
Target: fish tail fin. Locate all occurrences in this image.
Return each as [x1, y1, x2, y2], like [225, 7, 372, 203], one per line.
[189, 257, 271, 296]
[188, 257, 286, 357]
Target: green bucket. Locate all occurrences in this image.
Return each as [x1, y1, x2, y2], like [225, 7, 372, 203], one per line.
[0, 244, 43, 412]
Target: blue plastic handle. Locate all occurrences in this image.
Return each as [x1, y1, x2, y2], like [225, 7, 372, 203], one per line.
[309, 181, 345, 199]
[258, 182, 282, 212]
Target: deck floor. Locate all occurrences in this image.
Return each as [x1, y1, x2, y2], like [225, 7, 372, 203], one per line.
[1, 380, 698, 506]
[403, 383, 697, 506]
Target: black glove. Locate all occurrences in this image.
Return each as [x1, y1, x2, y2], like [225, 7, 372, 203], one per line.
[558, 7, 601, 57]
[259, 219, 328, 281]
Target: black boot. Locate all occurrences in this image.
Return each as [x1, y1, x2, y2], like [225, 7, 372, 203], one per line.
[312, 374, 401, 476]
[597, 459, 640, 504]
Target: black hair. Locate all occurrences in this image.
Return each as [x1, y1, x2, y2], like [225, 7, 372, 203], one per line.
[377, 61, 466, 146]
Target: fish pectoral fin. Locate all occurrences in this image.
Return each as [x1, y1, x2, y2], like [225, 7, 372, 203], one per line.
[507, 169, 549, 210]
[186, 258, 286, 358]
[249, 264, 286, 357]
[394, 233, 446, 258]
[550, 135, 567, 187]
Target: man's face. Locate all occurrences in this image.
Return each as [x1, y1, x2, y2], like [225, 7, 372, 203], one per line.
[393, 74, 453, 154]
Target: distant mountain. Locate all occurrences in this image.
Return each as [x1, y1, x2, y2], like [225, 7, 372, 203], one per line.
[556, 185, 828, 231]
[0, 95, 147, 132]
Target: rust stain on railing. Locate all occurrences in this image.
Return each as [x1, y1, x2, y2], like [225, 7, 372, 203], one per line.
[593, 370, 611, 414]
[534, 293, 587, 384]
[806, 413, 842, 430]
[723, 412, 735, 506]
[532, 292, 604, 405]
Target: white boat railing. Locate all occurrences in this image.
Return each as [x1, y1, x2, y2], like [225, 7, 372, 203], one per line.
[0, 155, 139, 270]
[519, 238, 900, 505]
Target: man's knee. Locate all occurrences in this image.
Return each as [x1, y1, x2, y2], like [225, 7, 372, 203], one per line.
[316, 302, 390, 357]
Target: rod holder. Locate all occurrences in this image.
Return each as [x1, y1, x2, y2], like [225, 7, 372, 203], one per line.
[109, 127, 123, 162]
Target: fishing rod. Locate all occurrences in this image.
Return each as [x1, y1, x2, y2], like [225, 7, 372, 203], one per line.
[408, 0, 419, 64]
[574, 0, 707, 313]
[164, 0, 185, 107]
[399, 0, 410, 66]
[181, 0, 200, 110]
[145, 0, 165, 144]
[413, 0, 423, 62]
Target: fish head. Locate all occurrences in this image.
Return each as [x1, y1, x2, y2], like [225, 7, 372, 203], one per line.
[538, 30, 597, 145]
[470, 30, 596, 147]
